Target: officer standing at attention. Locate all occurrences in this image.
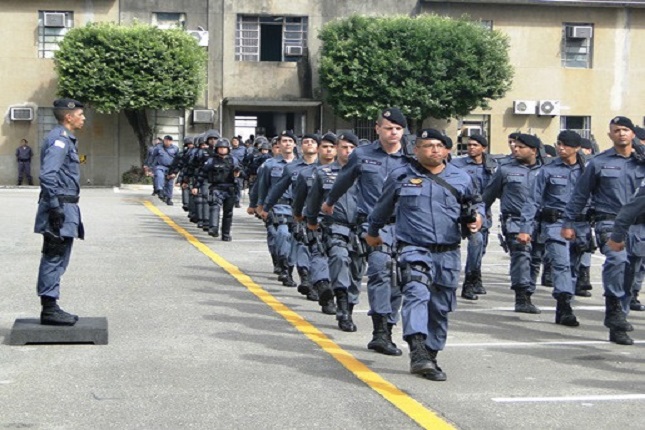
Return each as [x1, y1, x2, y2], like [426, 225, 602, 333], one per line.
[450, 134, 497, 300]
[482, 133, 544, 314]
[517, 130, 587, 327]
[322, 108, 410, 356]
[34, 99, 86, 326]
[148, 135, 179, 205]
[366, 129, 483, 381]
[16, 138, 34, 186]
[562, 117, 645, 345]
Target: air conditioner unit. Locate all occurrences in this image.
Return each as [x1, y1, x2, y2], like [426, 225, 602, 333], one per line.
[462, 125, 483, 137]
[567, 26, 593, 39]
[43, 12, 66, 28]
[513, 100, 537, 115]
[192, 109, 214, 124]
[187, 30, 209, 47]
[538, 100, 561, 116]
[10, 107, 34, 121]
[284, 45, 304, 56]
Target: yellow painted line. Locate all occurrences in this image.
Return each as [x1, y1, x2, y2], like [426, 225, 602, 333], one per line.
[143, 200, 456, 430]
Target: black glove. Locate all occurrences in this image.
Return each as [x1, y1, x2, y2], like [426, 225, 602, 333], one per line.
[48, 206, 65, 230]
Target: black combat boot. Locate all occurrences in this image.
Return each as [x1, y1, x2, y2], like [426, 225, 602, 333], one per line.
[575, 266, 592, 297]
[281, 265, 297, 287]
[472, 269, 486, 295]
[208, 227, 219, 237]
[629, 292, 645, 311]
[541, 262, 553, 287]
[367, 314, 402, 356]
[315, 280, 334, 306]
[514, 288, 541, 314]
[604, 296, 633, 332]
[271, 254, 281, 275]
[321, 297, 337, 315]
[555, 294, 579, 327]
[40, 296, 78, 326]
[297, 268, 312, 296]
[609, 330, 634, 345]
[460, 272, 478, 301]
[406, 334, 446, 381]
[221, 235, 232, 241]
[335, 289, 357, 332]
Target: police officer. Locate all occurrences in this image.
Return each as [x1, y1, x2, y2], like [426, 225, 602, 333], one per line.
[16, 138, 34, 186]
[305, 132, 363, 331]
[147, 135, 179, 205]
[168, 136, 196, 212]
[367, 129, 483, 381]
[483, 133, 544, 314]
[450, 134, 497, 300]
[518, 130, 588, 327]
[322, 108, 410, 356]
[562, 116, 645, 345]
[230, 136, 247, 208]
[34, 98, 86, 326]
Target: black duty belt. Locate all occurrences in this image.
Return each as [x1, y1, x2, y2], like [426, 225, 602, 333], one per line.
[58, 195, 79, 204]
[399, 241, 460, 253]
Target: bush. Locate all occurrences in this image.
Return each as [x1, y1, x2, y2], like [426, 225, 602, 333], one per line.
[121, 165, 152, 184]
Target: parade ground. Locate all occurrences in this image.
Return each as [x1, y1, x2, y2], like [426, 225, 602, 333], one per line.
[0, 187, 643, 429]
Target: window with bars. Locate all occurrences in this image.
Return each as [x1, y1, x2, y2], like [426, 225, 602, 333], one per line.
[562, 23, 593, 68]
[353, 118, 377, 143]
[38, 11, 73, 59]
[560, 116, 591, 139]
[235, 15, 308, 62]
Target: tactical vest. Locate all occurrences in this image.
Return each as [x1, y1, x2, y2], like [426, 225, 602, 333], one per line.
[208, 157, 234, 184]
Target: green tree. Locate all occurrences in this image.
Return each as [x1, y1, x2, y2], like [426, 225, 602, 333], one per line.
[54, 22, 207, 163]
[318, 14, 513, 131]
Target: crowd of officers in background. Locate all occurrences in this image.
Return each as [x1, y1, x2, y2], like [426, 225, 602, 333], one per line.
[143, 108, 645, 382]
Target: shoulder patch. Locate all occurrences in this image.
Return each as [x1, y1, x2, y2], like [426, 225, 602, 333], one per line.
[54, 140, 66, 149]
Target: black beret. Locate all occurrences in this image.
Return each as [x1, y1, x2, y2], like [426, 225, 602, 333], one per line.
[508, 132, 521, 140]
[610, 116, 635, 131]
[516, 133, 540, 149]
[580, 138, 593, 150]
[337, 132, 359, 147]
[469, 134, 488, 147]
[302, 133, 320, 145]
[381, 108, 407, 129]
[53, 98, 83, 109]
[444, 135, 453, 150]
[163, 135, 173, 141]
[279, 130, 297, 142]
[634, 126, 645, 141]
[416, 129, 448, 147]
[544, 145, 557, 157]
[557, 130, 582, 147]
[321, 132, 337, 144]
[358, 138, 371, 146]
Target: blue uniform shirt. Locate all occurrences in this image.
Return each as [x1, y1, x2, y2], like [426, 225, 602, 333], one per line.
[257, 155, 297, 207]
[262, 157, 311, 211]
[450, 155, 496, 193]
[325, 140, 408, 216]
[149, 144, 179, 168]
[482, 159, 542, 217]
[38, 125, 80, 208]
[306, 161, 359, 226]
[611, 182, 645, 243]
[292, 162, 320, 217]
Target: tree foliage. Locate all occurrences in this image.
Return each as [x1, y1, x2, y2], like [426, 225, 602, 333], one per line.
[54, 22, 207, 163]
[318, 14, 513, 127]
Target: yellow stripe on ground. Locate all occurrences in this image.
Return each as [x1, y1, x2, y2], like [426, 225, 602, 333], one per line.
[143, 201, 456, 430]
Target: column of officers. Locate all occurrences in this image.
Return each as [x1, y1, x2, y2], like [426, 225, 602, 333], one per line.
[234, 109, 645, 383]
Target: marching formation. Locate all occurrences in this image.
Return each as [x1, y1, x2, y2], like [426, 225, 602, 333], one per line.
[147, 108, 645, 382]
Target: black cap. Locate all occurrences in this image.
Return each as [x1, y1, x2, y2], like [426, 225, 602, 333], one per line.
[516, 134, 541, 149]
[469, 134, 488, 147]
[557, 130, 582, 147]
[321, 132, 337, 144]
[302, 133, 321, 145]
[610, 116, 635, 131]
[163, 135, 173, 141]
[634, 126, 645, 141]
[279, 130, 297, 142]
[544, 145, 557, 157]
[381, 108, 407, 128]
[417, 129, 448, 147]
[337, 132, 359, 147]
[508, 132, 521, 140]
[53, 98, 83, 109]
[580, 138, 593, 150]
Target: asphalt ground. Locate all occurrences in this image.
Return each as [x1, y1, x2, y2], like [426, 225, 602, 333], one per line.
[0, 187, 643, 430]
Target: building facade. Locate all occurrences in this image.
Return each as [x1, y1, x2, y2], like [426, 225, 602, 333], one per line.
[1, 0, 644, 185]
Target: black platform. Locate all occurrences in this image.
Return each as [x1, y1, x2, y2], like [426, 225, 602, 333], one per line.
[8, 317, 108, 345]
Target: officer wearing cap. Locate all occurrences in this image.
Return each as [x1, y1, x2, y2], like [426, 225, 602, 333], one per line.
[322, 108, 410, 356]
[33, 98, 86, 326]
[305, 132, 363, 331]
[562, 116, 645, 345]
[518, 130, 589, 327]
[483, 133, 544, 314]
[366, 128, 483, 381]
[256, 131, 300, 287]
[16, 138, 34, 186]
[451, 134, 497, 300]
[148, 134, 179, 205]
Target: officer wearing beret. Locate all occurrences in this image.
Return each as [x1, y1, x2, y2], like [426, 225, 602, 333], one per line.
[451, 134, 497, 300]
[562, 116, 645, 345]
[518, 130, 589, 327]
[483, 133, 544, 314]
[322, 108, 410, 356]
[367, 128, 483, 381]
[33, 98, 85, 325]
